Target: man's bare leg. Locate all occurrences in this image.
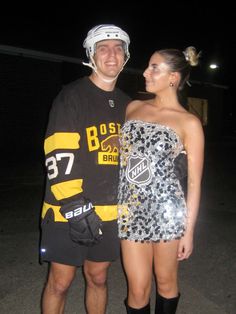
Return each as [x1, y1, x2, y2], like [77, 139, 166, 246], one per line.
[42, 262, 77, 314]
[83, 260, 110, 314]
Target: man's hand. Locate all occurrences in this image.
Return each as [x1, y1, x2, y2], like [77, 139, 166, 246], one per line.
[60, 198, 103, 246]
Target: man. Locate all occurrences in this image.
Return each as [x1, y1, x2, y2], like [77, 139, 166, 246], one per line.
[40, 24, 131, 313]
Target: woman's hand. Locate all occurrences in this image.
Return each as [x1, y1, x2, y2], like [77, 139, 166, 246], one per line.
[177, 232, 194, 261]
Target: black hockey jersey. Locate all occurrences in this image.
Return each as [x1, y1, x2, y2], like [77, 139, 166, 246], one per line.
[41, 77, 131, 222]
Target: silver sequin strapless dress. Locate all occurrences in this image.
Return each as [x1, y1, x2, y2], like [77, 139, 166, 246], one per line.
[117, 120, 187, 242]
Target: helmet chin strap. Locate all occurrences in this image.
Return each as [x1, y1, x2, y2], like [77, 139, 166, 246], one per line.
[82, 55, 130, 84]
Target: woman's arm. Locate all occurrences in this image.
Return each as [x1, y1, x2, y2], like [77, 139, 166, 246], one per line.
[178, 115, 205, 260]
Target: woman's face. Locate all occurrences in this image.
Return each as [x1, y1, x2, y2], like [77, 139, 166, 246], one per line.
[143, 53, 172, 94]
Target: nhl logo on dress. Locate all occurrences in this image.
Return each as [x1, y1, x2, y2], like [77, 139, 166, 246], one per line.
[126, 154, 152, 185]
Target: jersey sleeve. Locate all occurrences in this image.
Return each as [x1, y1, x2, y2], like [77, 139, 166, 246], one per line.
[44, 87, 84, 206]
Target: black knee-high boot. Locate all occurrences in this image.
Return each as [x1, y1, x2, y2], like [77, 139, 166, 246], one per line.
[155, 293, 180, 314]
[124, 298, 150, 314]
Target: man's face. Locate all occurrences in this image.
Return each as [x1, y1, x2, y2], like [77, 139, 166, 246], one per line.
[93, 39, 125, 79]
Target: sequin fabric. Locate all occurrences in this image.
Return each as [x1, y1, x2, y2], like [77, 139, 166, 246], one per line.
[117, 120, 187, 242]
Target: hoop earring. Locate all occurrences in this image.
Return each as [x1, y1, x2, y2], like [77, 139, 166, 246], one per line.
[169, 82, 174, 87]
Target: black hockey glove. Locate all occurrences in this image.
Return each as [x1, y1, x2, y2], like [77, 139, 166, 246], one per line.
[174, 151, 187, 180]
[60, 197, 103, 246]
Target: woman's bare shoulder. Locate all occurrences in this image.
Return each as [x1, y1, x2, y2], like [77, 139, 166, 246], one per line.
[126, 100, 143, 109]
[181, 111, 204, 138]
[126, 100, 144, 115]
[184, 111, 202, 126]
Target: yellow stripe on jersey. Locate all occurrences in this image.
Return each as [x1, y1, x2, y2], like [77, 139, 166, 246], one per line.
[42, 202, 67, 221]
[42, 202, 118, 222]
[95, 205, 118, 221]
[44, 132, 80, 154]
[51, 179, 83, 200]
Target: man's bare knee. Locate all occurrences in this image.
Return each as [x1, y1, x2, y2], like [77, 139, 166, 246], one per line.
[46, 276, 72, 296]
[84, 262, 109, 288]
[47, 263, 76, 296]
[85, 270, 107, 288]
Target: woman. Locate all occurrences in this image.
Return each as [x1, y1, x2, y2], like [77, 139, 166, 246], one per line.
[118, 47, 204, 313]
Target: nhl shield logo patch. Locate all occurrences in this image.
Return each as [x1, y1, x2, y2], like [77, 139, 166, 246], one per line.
[126, 154, 152, 185]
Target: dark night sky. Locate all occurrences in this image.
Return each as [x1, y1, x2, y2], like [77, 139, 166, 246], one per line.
[0, 2, 234, 87]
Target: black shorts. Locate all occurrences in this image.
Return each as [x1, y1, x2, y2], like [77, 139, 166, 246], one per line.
[40, 211, 120, 267]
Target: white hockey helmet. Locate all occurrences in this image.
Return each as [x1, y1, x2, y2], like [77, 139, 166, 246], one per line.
[83, 24, 130, 60]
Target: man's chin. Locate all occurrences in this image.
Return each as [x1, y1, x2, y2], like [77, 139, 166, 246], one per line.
[105, 70, 121, 78]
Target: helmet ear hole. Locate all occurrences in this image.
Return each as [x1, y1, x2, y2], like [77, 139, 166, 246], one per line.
[83, 24, 130, 60]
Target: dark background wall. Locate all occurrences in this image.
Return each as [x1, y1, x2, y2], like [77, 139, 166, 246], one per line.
[0, 52, 233, 165]
[0, 54, 62, 163]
